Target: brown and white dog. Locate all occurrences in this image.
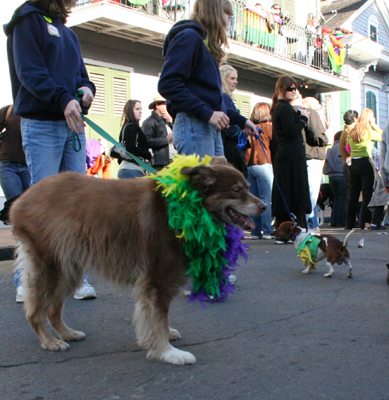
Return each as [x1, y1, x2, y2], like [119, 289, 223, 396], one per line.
[10, 157, 266, 365]
[274, 221, 354, 278]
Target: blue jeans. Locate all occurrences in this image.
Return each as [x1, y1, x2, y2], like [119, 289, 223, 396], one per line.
[173, 112, 224, 158]
[15, 119, 86, 288]
[21, 119, 86, 185]
[247, 164, 273, 235]
[330, 175, 347, 226]
[0, 161, 30, 199]
[118, 168, 144, 179]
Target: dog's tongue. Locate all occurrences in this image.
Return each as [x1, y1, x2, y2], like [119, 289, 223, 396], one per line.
[246, 216, 256, 230]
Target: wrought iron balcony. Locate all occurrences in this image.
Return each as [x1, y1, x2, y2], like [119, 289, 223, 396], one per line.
[75, 0, 349, 80]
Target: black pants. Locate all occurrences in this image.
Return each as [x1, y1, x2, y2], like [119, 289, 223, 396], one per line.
[372, 206, 385, 226]
[346, 158, 374, 229]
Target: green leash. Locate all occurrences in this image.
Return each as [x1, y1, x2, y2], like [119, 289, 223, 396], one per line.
[75, 90, 156, 175]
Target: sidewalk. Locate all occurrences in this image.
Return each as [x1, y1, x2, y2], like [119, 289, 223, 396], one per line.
[0, 228, 15, 261]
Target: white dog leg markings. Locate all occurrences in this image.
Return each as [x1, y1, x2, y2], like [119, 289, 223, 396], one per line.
[302, 261, 312, 274]
[160, 346, 196, 365]
[324, 262, 334, 278]
[169, 327, 181, 341]
[345, 260, 353, 278]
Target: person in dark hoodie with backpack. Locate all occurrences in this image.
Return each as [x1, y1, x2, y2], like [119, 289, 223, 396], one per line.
[158, 0, 257, 158]
[4, 0, 97, 302]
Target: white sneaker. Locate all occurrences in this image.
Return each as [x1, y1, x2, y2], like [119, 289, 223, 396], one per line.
[74, 281, 97, 300]
[262, 235, 275, 240]
[228, 275, 237, 285]
[16, 286, 24, 303]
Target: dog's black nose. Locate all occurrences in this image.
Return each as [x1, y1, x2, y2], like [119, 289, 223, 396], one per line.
[259, 202, 267, 213]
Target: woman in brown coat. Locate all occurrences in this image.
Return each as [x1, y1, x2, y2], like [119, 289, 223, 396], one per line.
[245, 103, 274, 239]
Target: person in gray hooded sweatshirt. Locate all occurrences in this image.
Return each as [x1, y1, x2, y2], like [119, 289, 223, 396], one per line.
[326, 131, 347, 227]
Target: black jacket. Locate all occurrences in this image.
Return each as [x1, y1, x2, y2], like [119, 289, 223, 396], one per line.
[142, 111, 170, 167]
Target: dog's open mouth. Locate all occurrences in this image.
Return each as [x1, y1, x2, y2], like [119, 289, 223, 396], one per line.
[225, 207, 255, 230]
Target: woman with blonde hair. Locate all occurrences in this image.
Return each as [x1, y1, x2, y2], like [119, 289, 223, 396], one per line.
[219, 64, 248, 176]
[158, 0, 256, 158]
[271, 76, 311, 237]
[345, 108, 383, 229]
[244, 102, 274, 239]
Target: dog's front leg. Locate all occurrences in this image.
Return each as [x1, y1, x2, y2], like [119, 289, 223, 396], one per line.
[133, 285, 196, 365]
[324, 262, 334, 278]
[302, 261, 312, 274]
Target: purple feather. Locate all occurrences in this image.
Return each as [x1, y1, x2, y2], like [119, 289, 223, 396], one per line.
[188, 224, 248, 306]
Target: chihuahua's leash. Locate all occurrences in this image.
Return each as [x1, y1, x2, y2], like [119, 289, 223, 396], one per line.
[255, 127, 296, 221]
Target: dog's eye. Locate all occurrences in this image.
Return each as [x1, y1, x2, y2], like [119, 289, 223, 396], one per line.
[232, 187, 240, 192]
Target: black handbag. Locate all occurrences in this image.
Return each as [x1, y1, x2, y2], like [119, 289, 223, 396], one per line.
[110, 124, 134, 162]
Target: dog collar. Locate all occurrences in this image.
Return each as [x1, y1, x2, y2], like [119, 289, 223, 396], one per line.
[150, 154, 247, 306]
[289, 233, 296, 241]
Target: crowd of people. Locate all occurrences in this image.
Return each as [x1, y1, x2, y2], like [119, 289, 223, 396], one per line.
[1, 0, 389, 305]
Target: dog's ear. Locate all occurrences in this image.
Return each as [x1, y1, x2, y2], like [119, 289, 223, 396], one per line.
[181, 165, 217, 194]
[210, 156, 228, 166]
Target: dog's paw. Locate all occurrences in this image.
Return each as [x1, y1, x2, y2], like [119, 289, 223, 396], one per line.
[160, 347, 196, 365]
[169, 327, 181, 341]
[43, 339, 70, 351]
[324, 273, 333, 278]
[347, 273, 353, 278]
[63, 330, 86, 342]
[302, 269, 310, 274]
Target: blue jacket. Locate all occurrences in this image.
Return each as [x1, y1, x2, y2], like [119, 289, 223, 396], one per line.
[4, 1, 95, 120]
[326, 141, 344, 178]
[158, 20, 247, 128]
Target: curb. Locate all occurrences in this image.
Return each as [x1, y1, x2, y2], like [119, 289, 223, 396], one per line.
[0, 246, 14, 261]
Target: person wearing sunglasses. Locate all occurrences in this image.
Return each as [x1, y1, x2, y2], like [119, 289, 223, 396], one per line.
[270, 76, 311, 242]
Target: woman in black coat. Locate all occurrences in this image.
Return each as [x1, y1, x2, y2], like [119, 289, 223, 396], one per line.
[270, 76, 311, 237]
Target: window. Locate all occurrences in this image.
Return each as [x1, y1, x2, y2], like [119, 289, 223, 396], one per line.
[370, 25, 377, 42]
[366, 90, 377, 119]
[368, 15, 379, 43]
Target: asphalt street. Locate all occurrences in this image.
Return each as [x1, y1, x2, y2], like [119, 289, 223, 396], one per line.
[1, 226, 389, 400]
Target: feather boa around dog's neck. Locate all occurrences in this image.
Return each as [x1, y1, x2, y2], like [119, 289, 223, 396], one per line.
[150, 154, 248, 306]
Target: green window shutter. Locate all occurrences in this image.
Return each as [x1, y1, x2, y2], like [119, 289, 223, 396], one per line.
[85, 65, 131, 179]
[233, 94, 252, 119]
[339, 90, 351, 127]
[366, 91, 377, 118]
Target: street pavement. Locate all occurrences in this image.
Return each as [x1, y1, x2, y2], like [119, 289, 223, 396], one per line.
[0, 226, 389, 400]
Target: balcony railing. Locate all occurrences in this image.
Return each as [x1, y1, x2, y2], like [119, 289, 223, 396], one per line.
[76, 0, 190, 21]
[75, 0, 347, 78]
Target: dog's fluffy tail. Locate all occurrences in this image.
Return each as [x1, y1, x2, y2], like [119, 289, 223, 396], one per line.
[343, 229, 354, 248]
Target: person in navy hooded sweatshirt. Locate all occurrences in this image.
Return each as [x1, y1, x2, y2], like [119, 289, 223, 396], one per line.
[4, 0, 97, 302]
[158, 0, 257, 158]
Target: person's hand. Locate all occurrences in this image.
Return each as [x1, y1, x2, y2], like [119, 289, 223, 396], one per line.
[242, 120, 257, 136]
[64, 99, 85, 134]
[209, 111, 229, 130]
[301, 109, 310, 120]
[385, 186, 389, 194]
[78, 86, 94, 108]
